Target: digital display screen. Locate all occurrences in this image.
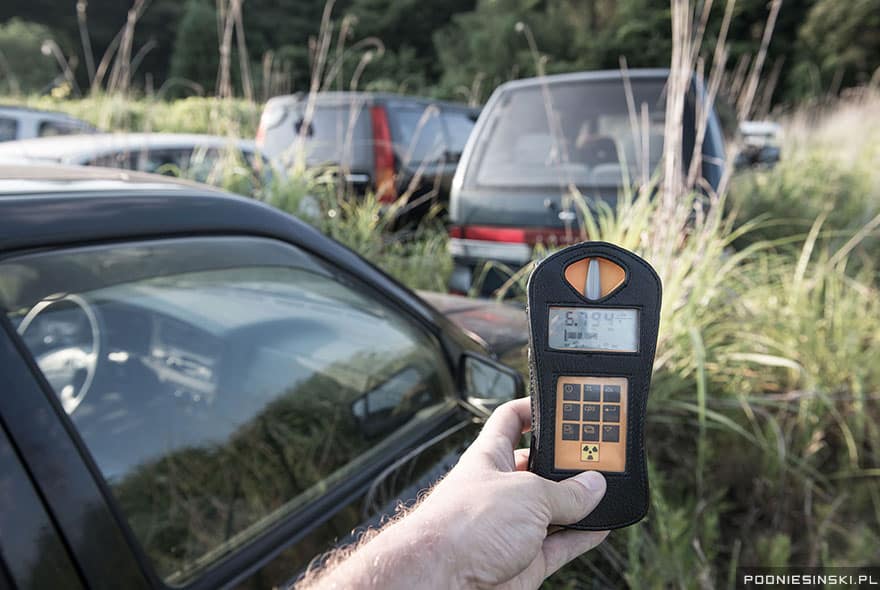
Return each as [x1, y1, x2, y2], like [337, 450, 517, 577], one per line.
[548, 307, 639, 352]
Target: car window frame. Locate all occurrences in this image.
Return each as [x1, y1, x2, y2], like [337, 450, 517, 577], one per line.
[0, 232, 463, 590]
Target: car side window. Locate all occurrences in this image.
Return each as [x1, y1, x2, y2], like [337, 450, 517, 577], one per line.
[0, 237, 454, 586]
[38, 119, 81, 137]
[85, 150, 139, 170]
[0, 117, 17, 142]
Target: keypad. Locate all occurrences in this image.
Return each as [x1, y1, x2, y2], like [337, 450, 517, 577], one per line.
[555, 376, 627, 473]
[556, 381, 623, 443]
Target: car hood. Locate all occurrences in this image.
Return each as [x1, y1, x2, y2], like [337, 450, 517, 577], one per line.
[416, 291, 528, 357]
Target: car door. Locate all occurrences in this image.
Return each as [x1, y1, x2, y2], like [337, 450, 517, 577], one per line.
[0, 234, 475, 589]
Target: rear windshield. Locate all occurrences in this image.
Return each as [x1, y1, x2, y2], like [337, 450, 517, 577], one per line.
[389, 106, 476, 165]
[293, 104, 372, 169]
[466, 78, 691, 189]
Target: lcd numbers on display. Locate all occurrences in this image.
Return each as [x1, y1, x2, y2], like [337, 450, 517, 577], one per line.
[547, 307, 639, 352]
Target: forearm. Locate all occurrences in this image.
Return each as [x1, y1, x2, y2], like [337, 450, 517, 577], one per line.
[297, 505, 460, 589]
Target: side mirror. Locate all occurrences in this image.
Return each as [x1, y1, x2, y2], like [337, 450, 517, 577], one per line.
[735, 144, 781, 170]
[460, 352, 524, 413]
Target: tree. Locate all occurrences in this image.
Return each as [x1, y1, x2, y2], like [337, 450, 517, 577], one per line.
[168, 0, 219, 96]
[795, 0, 880, 97]
[0, 18, 59, 94]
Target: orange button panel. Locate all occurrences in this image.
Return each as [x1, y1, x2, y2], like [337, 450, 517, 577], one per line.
[564, 257, 626, 300]
[555, 376, 627, 472]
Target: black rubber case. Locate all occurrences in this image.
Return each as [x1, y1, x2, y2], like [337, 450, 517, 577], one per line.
[526, 241, 662, 530]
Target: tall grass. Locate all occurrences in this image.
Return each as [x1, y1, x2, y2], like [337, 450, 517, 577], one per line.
[481, 1, 880, 587]
[1, 0, 878, 586]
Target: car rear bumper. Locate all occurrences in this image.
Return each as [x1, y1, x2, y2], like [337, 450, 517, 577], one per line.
[448, 237, 532, 265]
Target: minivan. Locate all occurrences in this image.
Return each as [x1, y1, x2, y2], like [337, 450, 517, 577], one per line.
[256, 92, 479, 218]
[448, 69, 726, 295]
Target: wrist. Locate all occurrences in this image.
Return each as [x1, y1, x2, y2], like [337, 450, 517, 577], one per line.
[313, 504, 460, 589]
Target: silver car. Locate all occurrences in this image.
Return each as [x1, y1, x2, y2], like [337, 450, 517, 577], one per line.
[0, 132, 272, 184]
[0, 105, 97, 142]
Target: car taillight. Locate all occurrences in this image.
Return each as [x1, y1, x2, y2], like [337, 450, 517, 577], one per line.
[370, 105, 397, 203]
[448, 225, 576, 245]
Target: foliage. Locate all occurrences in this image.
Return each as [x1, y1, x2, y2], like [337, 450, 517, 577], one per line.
[795, 0, 880, 96]
[2, 0, 879, 105]
[0, 18, 59, 94]
[262, 172, 453, 292]
[3, 94, 260, 136]
[168, 0, 220, 97]
[729, 90, 880, 263]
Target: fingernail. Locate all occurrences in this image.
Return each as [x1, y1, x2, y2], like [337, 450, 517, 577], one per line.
[574, 470, 606, 493]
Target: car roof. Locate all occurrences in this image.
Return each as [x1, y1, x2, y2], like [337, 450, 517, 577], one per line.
[496, 68, 672, 92]
[0, 163, 223, 195]
[0, 105, 90, 121]
[264, 91, 477, 112]
[0, 133, 257, 162]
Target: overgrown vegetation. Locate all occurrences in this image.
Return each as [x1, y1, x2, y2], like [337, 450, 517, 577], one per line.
[211, 79, 877, 590]
[1, 0, 878, 587]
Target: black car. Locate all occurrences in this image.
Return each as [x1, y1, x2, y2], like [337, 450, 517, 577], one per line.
[0, 165, 524, 589]
[257, 92, 480, 220]
[448, 69, 727, 295]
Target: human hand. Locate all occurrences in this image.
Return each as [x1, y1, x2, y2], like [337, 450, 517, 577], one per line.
[303, 397, 608, 589]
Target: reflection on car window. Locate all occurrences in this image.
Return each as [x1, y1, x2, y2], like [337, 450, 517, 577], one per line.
[0, 117, 17, 142]
[469, 80, 692, 189]
[0, 237, 452, 586]
[86, 150, 139, 170]
[38, 119, 82, 137]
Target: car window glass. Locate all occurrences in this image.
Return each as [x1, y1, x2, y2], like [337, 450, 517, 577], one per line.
[468, 79, 691, 189]
[0, 117, 17, 142]
[140, 147, 192, 175]
[38, 119, 82, 137]
[85, 149, 139, 170]
[0, 237, 453, 586]
[293, 104, 370, 169]
[389, 106, 445, 165]
[441, 110, 476, 155]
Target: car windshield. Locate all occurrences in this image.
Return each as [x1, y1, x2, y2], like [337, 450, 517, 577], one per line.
[466, 78, 683, 189]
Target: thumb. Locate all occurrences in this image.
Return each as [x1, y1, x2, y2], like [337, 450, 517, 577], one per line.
[542, 471, 607, 525]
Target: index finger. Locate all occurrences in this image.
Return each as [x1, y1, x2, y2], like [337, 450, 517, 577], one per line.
[471, 397, 532, 466]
